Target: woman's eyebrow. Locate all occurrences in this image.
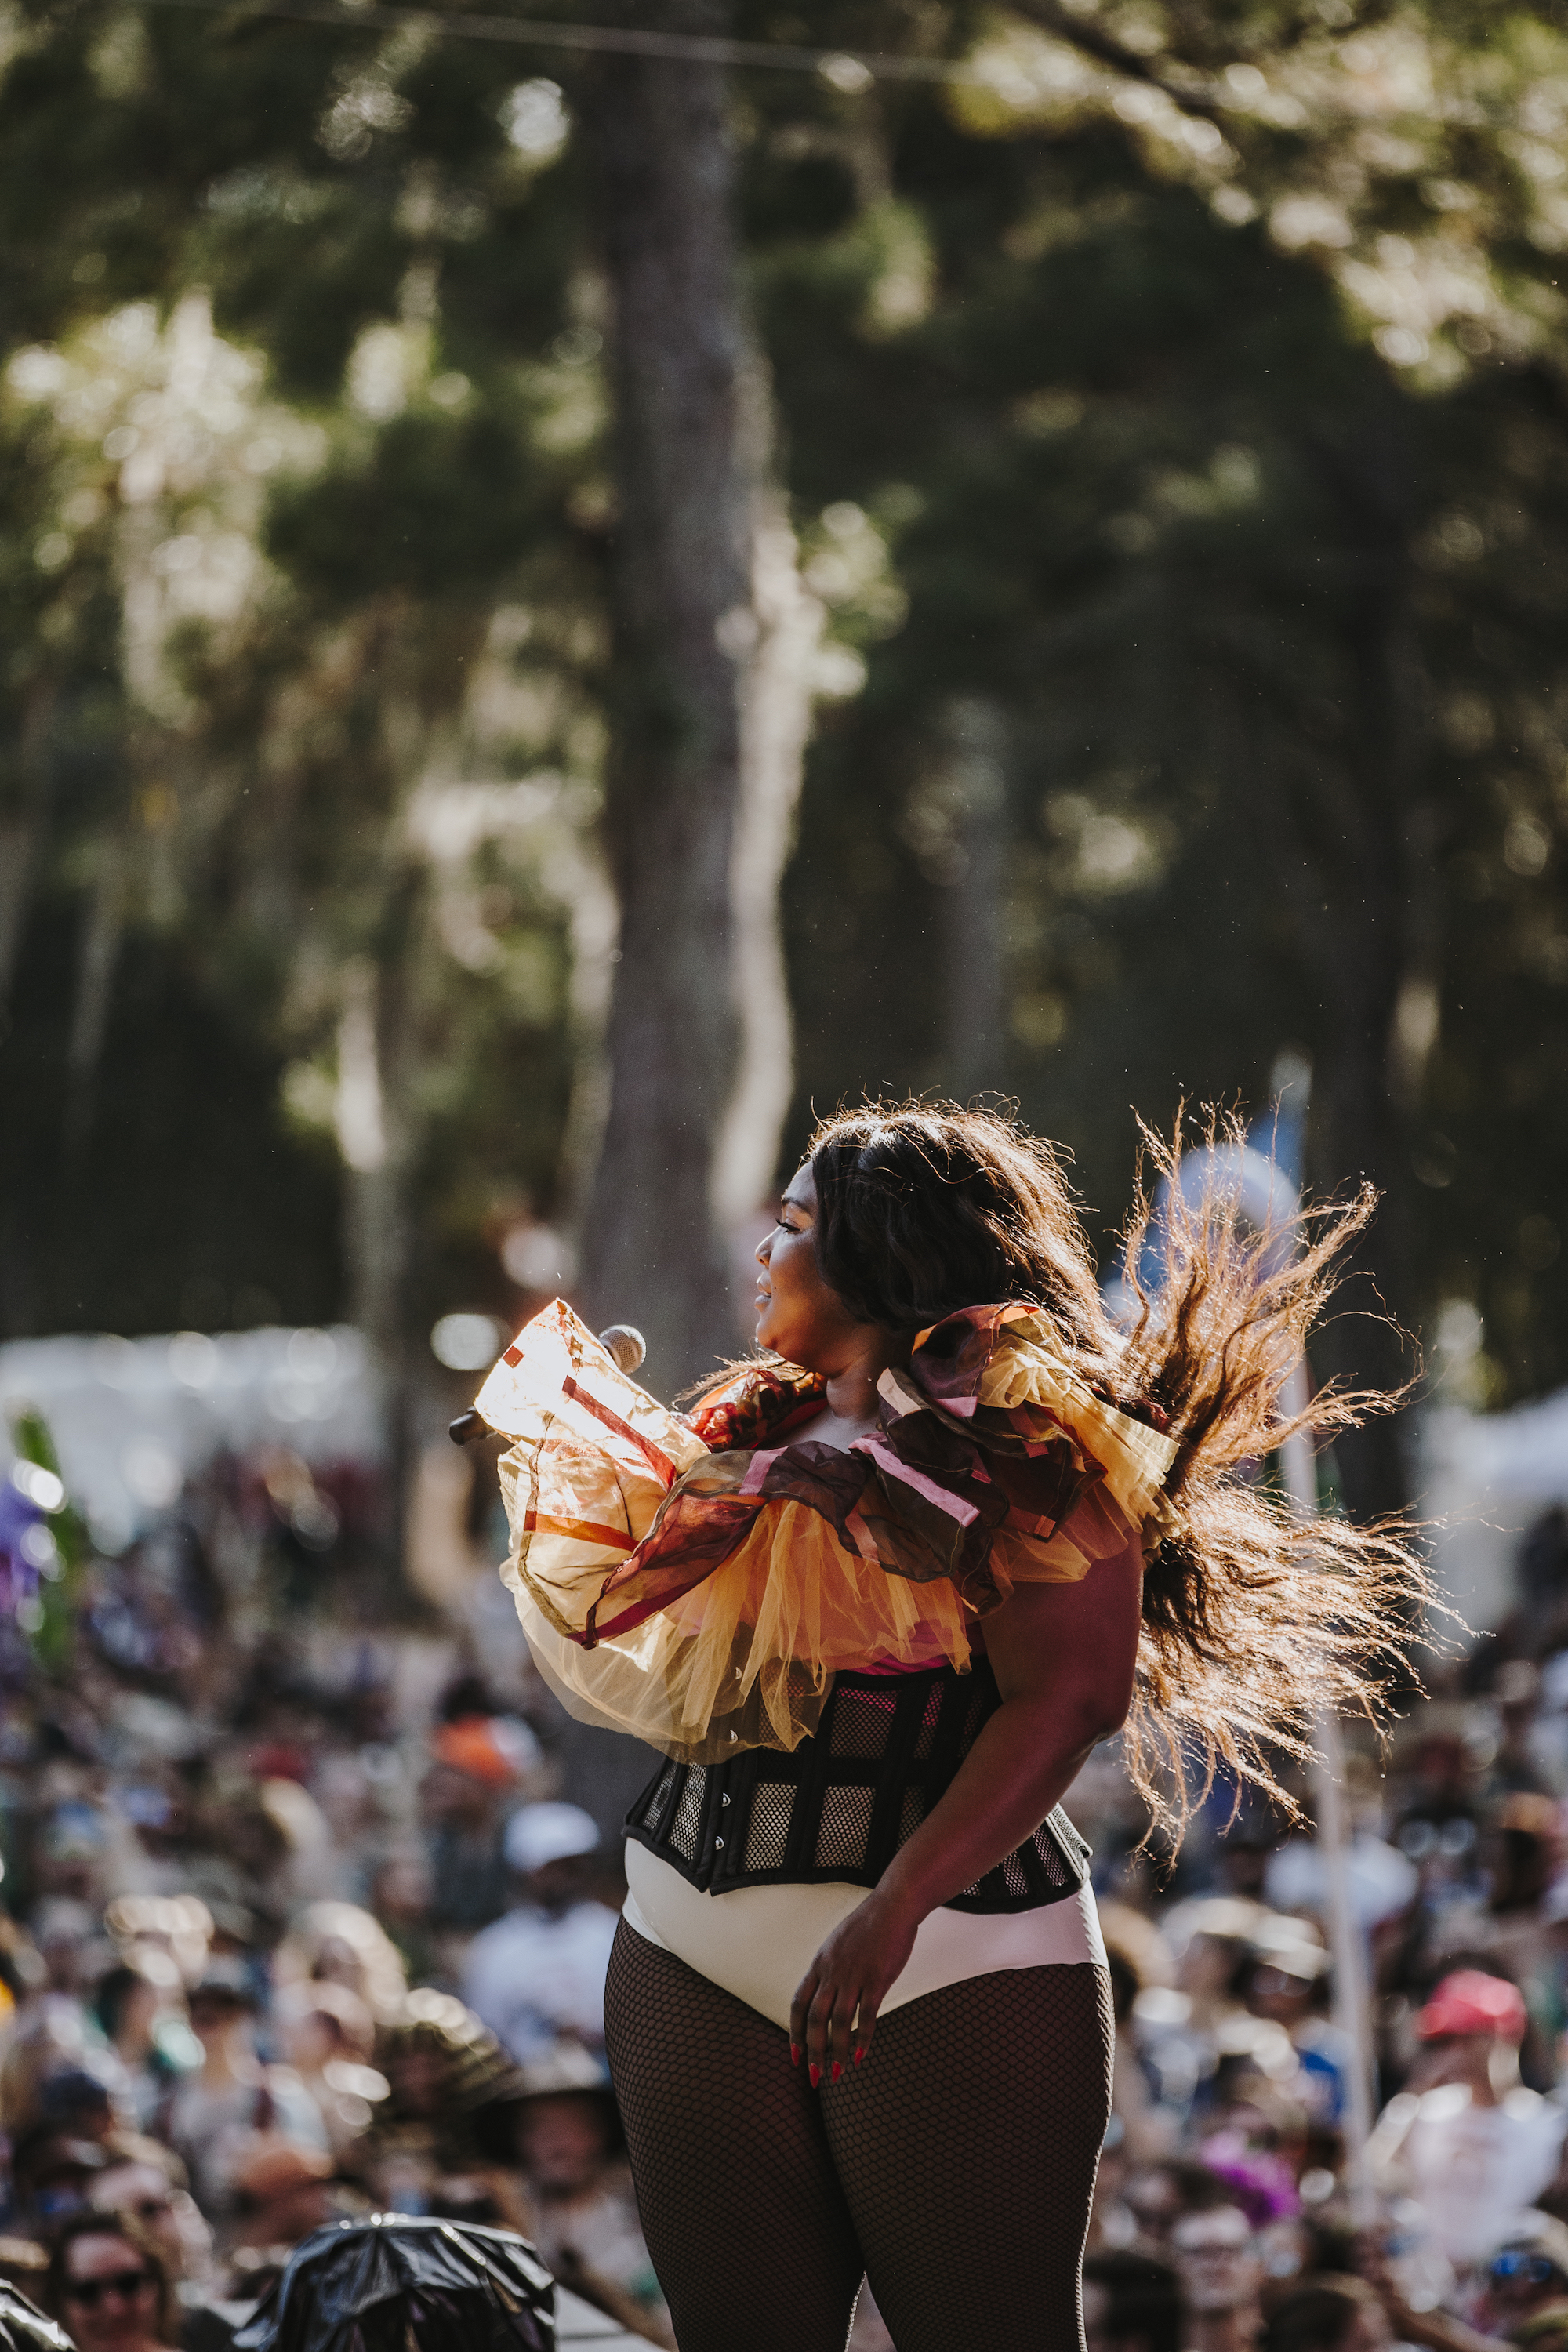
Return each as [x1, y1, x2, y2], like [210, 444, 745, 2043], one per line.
[779, 1189, 812, 1216]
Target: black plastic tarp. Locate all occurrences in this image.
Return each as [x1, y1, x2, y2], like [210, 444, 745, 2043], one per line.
[233, 2217, 554, 2352]
[0, 2284, 74, 2352]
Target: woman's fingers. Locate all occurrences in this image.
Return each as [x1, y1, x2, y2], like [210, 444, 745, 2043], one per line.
[799, 1974, 888, 2085]
[826, 1984, 858, 2078]
[792, 1893, 914, 2085]
[789, 1968, 819, 2068]
[805, 1976, 839, 2085]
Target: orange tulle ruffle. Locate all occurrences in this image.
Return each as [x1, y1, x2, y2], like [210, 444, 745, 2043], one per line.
[477, 1298, 1179, 1766]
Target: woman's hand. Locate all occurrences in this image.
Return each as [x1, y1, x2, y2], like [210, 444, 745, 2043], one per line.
[790, 1889, 918, 2085]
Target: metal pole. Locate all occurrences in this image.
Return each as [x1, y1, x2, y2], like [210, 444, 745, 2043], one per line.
[1123, 1071, 1380, 2216]
[1279, 1363, 1378, 2223]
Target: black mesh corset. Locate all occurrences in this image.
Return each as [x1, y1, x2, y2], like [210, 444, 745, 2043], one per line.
[624, 1658, 1091, 1915]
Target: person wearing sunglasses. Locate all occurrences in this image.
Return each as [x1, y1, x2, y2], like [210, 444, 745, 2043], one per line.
[1478, 2216, 1568, 2339]
[45, 2213, 179, 2352]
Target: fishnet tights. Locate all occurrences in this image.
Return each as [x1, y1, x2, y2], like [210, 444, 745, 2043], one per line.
[603, 1920, 1112, 2352]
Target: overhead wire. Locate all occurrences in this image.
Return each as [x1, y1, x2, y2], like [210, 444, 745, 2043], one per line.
[125, 0, 1000, 87]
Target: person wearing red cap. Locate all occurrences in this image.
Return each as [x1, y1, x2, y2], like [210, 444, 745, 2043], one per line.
[1415, 1969, 1530, 2046]
[1367, 1969, 1566, 2270]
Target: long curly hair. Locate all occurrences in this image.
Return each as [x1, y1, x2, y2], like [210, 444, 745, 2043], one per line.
[804, 1098, 1427, 1839]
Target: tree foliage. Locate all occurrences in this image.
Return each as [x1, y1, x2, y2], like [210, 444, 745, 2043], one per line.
[1, 0, 1565, 1516]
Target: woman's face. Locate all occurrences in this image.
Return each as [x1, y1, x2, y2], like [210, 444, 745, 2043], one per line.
[59, 2233, 162, 2352]
[754, 1167, 880, 1372]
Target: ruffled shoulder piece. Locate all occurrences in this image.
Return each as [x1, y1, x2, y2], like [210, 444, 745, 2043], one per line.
[481, 1298, 1179, 1766]
[887, 1301, 1179, 1534]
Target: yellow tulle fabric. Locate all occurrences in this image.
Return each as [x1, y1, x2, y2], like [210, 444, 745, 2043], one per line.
[478, 1297, 1179, 1765]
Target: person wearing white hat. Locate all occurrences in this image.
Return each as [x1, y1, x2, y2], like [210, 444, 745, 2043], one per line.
[459, 1804, 618, 2064]
[501, 1802, 601, 1878]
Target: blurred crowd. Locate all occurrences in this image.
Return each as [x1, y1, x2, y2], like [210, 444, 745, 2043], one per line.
[1075, 1500, 1568, 2352]
[2, 1436, 1568, 2352]
[0, 1443, 665, 2345]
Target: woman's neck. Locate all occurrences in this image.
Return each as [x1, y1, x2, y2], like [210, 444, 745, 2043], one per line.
[818, 1331, 902, 1434]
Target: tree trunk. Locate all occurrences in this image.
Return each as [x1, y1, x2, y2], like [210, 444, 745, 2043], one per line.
[64, 831, 129, 1163]
[336, 871, 424, 1570]
[712, 479, 824, 1232]
[578, 5, 757, 1391]
[0, 680, 57, 1027]
[902, 695, 1009, 1100]
[938, 696, 1008, 1102]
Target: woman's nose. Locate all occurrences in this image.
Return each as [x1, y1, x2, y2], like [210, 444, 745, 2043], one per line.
[755, 1231, 772, 1265]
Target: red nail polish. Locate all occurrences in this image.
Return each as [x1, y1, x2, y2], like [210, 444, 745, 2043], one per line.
[790, 2043, 800, 2067]
[809, 2063, 821, 2089]
[854, 2047, 865, 2067]
[832, 2061, 843, 2082]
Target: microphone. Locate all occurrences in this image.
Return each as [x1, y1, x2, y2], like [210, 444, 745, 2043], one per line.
[448, 1323, 648, 1444]
[597, 1324, 647, 1376]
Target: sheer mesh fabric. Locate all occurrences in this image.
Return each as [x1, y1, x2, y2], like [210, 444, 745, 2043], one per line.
[626, 1663, 1091, 1912]
[604, 1919, 1113, 2352]
[604, 1925, 864, 2352]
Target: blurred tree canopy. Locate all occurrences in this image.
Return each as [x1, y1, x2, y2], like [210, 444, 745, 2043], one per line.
[2, 0, 1566, 1521]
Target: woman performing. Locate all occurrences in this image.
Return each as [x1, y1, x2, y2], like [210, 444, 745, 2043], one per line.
[472, 1102, 1422, 2352]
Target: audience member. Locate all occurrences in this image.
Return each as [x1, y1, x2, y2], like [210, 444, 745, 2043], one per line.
[1367, 1971, 1567, 2267]
[1261, 2277, 1392, 2352]
[1082, 2249, 1182, 2352]
[420, 1720, 541, 1945]
[163, 1965, 328, 2220]
[460, 1804, 617, 2061]
[91, 2155, 215, 2291]
[46, 2213, 180, 2352]
[92, 1958, 194, 2133]
[1171, 2203, 1266, 2352]
[272, 1983, 386, 2163]
[510, 2043, 665, 2327]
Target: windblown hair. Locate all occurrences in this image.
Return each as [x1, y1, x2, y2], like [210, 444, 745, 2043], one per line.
[806, 1099, 1428, 1842]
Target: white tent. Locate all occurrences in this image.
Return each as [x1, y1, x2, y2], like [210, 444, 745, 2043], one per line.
[0, 1325, 381, 1553]
[1419, 1384, 1568, 1632]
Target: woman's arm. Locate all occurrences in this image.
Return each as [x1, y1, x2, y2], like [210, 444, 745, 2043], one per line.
[789, 1536, 1144, 2082]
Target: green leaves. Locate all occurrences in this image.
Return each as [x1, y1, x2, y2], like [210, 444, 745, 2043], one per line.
[267, 408, 546, 601]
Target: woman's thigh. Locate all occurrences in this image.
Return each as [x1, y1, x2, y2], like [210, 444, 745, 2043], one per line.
[603, 1922, 867, 2352]
[819, 1964, 1114, 2352]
